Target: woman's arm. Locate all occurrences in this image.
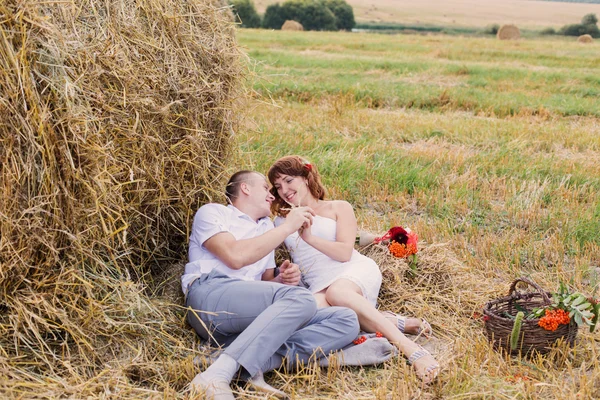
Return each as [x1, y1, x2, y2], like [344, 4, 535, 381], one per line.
[300, 201, 356, 262]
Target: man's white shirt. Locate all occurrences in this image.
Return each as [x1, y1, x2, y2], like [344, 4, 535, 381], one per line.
[181, 204, 276, 296]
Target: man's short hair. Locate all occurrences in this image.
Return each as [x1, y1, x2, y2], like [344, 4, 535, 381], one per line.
[225, 170, 261, 203]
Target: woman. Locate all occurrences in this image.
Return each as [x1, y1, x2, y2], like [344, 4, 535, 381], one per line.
[268, 155, 439, 383]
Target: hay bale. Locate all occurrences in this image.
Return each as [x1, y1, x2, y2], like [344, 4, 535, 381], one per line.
[1, 0, 243, 396]
[282, 20, 304, 31]
[578, 34, 593, 43]
[497, 24, 520, 40]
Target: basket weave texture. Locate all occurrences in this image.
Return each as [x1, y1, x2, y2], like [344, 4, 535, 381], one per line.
[483, 277, 578, 355]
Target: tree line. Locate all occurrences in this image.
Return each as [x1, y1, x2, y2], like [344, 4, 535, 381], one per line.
[229, 0, 355, 31]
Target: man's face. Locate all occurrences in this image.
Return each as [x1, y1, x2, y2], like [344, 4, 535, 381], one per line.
[246, 173, 275, 218]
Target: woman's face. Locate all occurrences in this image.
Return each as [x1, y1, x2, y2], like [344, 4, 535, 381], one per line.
[272, 173, 309, 206]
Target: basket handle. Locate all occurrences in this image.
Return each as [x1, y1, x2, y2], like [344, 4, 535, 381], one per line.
[508, 277, 552, 305]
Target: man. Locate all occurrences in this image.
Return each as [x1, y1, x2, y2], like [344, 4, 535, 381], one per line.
[183, 170, 360, 399]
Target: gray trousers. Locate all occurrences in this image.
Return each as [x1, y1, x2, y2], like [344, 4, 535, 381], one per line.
[186, 270, 359, 377]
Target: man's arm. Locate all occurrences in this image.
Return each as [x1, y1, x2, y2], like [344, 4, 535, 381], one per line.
[203, 207, 314, 270]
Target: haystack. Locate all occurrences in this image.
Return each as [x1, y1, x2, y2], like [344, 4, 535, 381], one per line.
[282, 20, 304, 31]
[0, 0, 243, 396]
[578, 34, 593, 43]
[497, 24, 521, 40]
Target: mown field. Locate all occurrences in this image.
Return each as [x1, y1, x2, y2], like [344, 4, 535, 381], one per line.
[253, 0, 600, 28]
[232, 29, 600, 399]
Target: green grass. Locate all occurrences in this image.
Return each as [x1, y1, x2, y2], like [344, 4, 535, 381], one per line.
[242, 30, 600, 117]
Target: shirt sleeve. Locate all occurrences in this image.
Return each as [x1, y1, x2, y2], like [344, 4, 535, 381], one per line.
[265, 250, 276, 270]
[191, 204, 231, 247]
[273, 216, 285, 227]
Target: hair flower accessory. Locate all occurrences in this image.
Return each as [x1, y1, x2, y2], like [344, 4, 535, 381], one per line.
[375, 226, 418, 258]
[303, 161, 312, 171]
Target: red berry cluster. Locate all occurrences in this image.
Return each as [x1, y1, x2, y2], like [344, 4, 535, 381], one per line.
[353, 332, 384, 344]
[538, 308, 570, 331]
[388, 241, 418, 258]
[353, 335, 367, 345]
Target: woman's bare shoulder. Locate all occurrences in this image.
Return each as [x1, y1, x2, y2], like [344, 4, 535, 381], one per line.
[331, 200, 353, 210]
[324, 200, 354, 217]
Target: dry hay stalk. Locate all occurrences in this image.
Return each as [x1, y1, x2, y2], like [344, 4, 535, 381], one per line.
[282, 20, 304, 31]
[497, 24, 521, 40]
[1, 0, 243, 396]
[578, 34, 593, 43]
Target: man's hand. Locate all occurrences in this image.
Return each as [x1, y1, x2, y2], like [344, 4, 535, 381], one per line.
[284, 206, 315, 233]
[278, 260, 301, 286]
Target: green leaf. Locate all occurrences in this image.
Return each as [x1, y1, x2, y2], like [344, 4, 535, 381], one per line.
[571, 295, 586, 307]
[515, 303, 527, 313]
[578, 302, 592, 311]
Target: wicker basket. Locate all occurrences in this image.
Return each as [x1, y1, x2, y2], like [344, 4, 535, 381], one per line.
[483, 277, 578, 355]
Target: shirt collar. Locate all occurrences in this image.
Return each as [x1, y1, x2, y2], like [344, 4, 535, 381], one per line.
[227, 204, 270, 225]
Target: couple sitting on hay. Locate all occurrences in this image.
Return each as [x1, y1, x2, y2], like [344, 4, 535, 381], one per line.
[181, 155, 439, 399]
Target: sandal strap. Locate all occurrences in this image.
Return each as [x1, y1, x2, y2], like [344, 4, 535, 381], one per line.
[415, 318, 433, 339]
[381, 310, 406, 333]
[425, 364, 440, 375]
[407, 347, 430, 365]
[397, 316, 406, 333]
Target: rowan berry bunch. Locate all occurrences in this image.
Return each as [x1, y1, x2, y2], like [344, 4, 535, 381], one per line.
[352, 335, 367, 345]
[531, 285, 599, 333]
[388, 241, 417, 258]
[352, 332, 384, 344]
[538, 308, 570, 331]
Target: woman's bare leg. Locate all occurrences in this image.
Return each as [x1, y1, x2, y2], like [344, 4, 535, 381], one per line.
[382, 312, 430, 336]
[324, 279, 438, 382]
[313, 290, 331, 308]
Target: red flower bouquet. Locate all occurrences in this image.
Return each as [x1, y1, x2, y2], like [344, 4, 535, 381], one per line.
[375, 226, 418, 258]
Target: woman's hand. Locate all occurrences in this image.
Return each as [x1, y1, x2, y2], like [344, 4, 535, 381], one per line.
[284, 206, 314, 234]
[299, 220, 313, 242]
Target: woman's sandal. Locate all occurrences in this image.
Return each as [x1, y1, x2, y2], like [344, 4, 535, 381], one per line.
[382, 310, 433, 339]
[407, 346, 440, 384]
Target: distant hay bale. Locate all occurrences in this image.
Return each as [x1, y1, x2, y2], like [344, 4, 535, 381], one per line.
[578, 34, 593, 43]
[497, 24, 521, 40]
[1, 0, 243, 396]
[282, 20, 304, 31]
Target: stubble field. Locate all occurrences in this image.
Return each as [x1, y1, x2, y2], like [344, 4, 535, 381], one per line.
[253, 0, 600, 28]
[231, 29, 600, 399]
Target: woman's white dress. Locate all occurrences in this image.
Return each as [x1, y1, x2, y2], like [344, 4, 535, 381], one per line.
[274, 215, 382, 306]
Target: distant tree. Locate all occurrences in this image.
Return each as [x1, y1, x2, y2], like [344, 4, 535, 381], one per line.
[290, 0, 337, 31]
[323, 0, 355, 31]
[263, 3, 287, 29]
[263, 0, 338, 31]
[581, 13, 598, 26]
[482, 23, 500, 35]
[559, 13, 599, 38]
[540, 27, 556, 35]
[230, 0, 261, 28]
[560, 23, 600, 37]
[586, 23, 600, 37]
